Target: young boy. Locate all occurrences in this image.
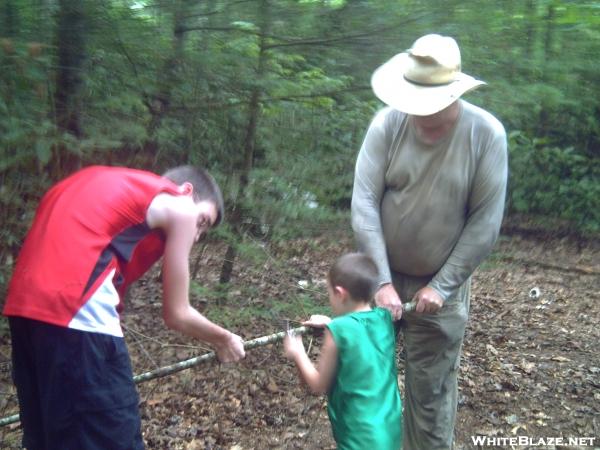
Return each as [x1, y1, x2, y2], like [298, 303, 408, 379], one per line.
[3, 165, 245, 450]
[284, 252, 402, 449]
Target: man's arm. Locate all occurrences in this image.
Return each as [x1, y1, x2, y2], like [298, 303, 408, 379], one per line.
[147, 194, 245, 363]
[351, 109, 404, 319]
[426, 126, 508, 303]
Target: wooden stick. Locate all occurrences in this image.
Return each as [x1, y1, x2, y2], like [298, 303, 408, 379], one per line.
[135, 325, 307, 382]
[403, 301, 416, 313]
[0, 326, 307, 427]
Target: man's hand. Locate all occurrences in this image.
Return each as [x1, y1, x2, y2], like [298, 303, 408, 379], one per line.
[302, 315, 331, 328]
[213, 332, 245, 363]
[413, 286, 443, 314]
[374, 283, 403, 320]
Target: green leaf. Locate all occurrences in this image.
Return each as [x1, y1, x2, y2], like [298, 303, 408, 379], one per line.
[34, 140, 52, 165]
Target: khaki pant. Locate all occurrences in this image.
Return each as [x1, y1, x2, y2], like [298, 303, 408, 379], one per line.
[393, 272, 471, 450]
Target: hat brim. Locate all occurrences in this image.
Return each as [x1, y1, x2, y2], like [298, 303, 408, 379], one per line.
[371, 52, 486, 116]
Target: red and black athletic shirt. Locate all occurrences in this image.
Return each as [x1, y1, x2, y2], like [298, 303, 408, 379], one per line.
[3, 166, 181, 337]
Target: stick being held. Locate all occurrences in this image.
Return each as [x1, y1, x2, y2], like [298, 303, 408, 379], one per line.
[402, 301, 417, 313]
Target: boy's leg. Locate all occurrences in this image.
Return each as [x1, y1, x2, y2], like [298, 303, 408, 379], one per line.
[393, 275, 470, 450]
[73, 331, 145, 450]
[9, 317, 144, 450]
[9, 317, 45, 450]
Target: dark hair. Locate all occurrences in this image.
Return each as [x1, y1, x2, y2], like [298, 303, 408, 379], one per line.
[162, 165, 224, 226]
[328, 253, 379, 303]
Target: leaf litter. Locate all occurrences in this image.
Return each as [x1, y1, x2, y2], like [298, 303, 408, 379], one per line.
[0, 229, 598, 449]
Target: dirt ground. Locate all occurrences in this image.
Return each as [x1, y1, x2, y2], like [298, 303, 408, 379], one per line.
[1, 226, 599, 449]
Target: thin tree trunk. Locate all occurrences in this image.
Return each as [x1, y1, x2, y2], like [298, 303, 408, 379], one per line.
[146, 2, 187, 165]
[543, 2, 556, 62]
[55, 0, 85, 138]
[53, 0, 86, 176]
[2, 0, 19, 37]
[537, 2, 556, 135]
[524, 0, 536, 61]
[219, 0, 271, 284]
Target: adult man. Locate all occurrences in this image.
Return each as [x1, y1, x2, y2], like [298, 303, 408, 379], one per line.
[351, 34, 508, 449]
[4, 165, 245, 450]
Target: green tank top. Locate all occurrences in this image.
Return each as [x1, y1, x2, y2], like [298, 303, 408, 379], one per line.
[326, 307, 402, 450]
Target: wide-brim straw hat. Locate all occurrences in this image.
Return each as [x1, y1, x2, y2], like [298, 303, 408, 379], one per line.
[371, 34, 486, 116]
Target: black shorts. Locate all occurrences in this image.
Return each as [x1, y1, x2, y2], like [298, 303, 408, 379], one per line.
[9, 317, 145, 450]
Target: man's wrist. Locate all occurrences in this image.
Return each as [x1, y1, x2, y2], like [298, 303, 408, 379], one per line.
[377, 281, 393, 290]
[425, 283, 446, 303]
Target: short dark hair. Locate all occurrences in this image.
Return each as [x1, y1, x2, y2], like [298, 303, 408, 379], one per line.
[328, 253, 379, 303]
[162, 165, 224, 226]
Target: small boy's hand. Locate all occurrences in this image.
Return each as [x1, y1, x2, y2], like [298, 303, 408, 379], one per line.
[302, 315, 331, 328]
[283, 333, 305, 360]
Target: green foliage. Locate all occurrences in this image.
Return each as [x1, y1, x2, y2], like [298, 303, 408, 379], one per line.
[1, 0, 599, 285]
[267, 292, 330, 322]
[508, 131, 600, 232]
[242, 167, 347, 241]
[0, 39, 57, 170]
[200, 290, 329, 329]
[211, 223, 271, 267]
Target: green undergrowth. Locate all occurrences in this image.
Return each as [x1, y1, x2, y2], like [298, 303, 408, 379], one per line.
[193, 283, 330, 332]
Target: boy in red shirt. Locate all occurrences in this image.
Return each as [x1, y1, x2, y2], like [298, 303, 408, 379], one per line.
[4, 165, 245, 450]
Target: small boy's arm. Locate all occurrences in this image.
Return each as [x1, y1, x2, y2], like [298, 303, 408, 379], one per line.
[314, 330, 337, 393]
[302, 314, 331, 328]
[288, 330, 337, 395]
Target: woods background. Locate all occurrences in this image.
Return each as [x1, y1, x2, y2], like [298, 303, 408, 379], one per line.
[1, 0, 599, 303]
[1, 2, 600, 448]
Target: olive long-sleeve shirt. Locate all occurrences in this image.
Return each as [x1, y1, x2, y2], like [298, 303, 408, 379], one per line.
[351, 100, 508, 301]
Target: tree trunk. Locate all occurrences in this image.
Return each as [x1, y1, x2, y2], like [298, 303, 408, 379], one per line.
[55, 0, 85, 138]
[543, 2, 556, 62]
[537, 2, 556, 136]
[219, 0, 271, 284]
[524, 0, 536, 61]
[53, 0, 86, 176]
[1, 0, 19, 37]
[145, 1, 188, 166]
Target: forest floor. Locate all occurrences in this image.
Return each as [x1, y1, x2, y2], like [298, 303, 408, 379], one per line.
[1, 222, 599, 450]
